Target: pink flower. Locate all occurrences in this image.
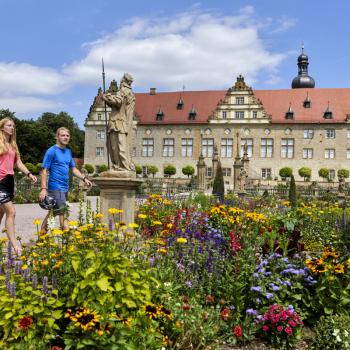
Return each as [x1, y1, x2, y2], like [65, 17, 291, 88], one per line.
[285, 327, 293, 335]
[262, 325, 269, 331]
[277, 325, 284, 332]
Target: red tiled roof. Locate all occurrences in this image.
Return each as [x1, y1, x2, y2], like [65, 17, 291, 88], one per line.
[254, 88, 350, 124]
[135, 90, 226, 124]
[134, 88, 350, 124]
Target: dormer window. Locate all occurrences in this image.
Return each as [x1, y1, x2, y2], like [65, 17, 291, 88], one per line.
[285, 104, 294, 119]
[303, 93, 311, 108]
[188, 105, 197, 120]
[156, 106, 164, 121]
[177, 96, 184, 110]
[323, 102, 333, 119]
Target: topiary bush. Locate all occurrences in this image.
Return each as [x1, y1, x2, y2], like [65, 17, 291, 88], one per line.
[338, 169, 350, 179]
[163, 165, 176, 178]
[83, 163, 95, 174]
[279, 167, 293, 180]
[299, 167, 311, 181]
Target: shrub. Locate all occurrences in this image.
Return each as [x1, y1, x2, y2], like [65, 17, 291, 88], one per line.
[318, 168, 329, 180]
[310, 314, 350, 349]
[147, 165, 159, 178]
[279, 167, 293, 179]
[298, 167, 311, 181]
[83, 163, 95, 174]
[182, 165, 195, 178]
[25, 162, 37, 175]
[135, 165, 142, 175]
[97, 164, 108, 173]
[212, 162, 224, 201]
[288, 175, 297, 208]
[163, 165, 176, 178]
[338, 169, 350, 179]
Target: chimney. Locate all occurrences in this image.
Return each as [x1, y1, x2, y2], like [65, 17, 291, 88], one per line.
[149, 88, 156, 95]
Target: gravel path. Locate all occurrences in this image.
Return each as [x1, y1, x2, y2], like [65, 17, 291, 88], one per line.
[1, 196, 98, 243]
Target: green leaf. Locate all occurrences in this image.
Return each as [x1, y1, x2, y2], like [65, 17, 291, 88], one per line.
[4, 312, 13, 319]
[115, 282, 123, 291]
[71, 258, 80, 272]
[96, 276, 110, 291]
[85, 267, 95, 277]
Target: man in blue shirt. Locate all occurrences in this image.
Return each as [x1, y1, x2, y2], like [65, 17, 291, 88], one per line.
[39, 127, 92, 232]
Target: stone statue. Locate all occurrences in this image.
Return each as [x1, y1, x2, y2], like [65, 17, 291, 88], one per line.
[100, 73, 135, 173]
[339, 177, 346, 194]
[238, 167, 248, 192]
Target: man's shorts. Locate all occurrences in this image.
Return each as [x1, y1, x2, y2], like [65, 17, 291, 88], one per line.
[48, 190, 68, 215]
[0, 175, 14, 205]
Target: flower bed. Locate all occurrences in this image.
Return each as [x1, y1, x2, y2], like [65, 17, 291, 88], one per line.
[1, 195, 350, 349]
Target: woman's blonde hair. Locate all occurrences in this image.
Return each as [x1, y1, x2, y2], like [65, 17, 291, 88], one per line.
[0, 118, 19, 156]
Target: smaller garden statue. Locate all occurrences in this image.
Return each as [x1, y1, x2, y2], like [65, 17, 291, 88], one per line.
[238, 167, 248, 192]
[338, 177, 346, 194]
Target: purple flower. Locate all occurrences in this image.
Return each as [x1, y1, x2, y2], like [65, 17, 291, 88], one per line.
[185, 280, 193, 288]
[32, 274, 38, 289]
[42, 276, 49, 295]
[265, 293, 274, 299]
[251, 286, 263, 293]
[23, 268, 30, 283]
[9, 281, 16, 298]
[246, 309, 258, 316]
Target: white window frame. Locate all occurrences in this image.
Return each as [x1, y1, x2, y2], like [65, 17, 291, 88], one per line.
[205, 167, 212, 177]
[181, 138, 193, 157]
[142, 138, 154, 157]
[252, 111, 258, 119]
[260, 138, 273, 158]
[235, 111, 245, 119]
[303, 148, 313, 159]
[325, 129, 335, 139]
[96, 147, 104, 157]
[303, 129, 314, 139]
[222, 168, 232, 177]
[347, 149, 350, 159]
[236, 97, 244, 105]
[324, 149, 335, 159]
[96, 129, 105, 139]
[163, 138, 175, 157]
[281, 139, 294, 159]
[261, 168, 271, 179]
[222, 111, 227, 119]
[202, 138, 214, 158]
[221, 138, 233, 158]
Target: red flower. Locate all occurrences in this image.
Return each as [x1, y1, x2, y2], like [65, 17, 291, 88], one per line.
[262, 325, 269, 331]
[220, 308, 230, 321]
[181, 304, 192, 311]
[51, 347, 63, 350]
[205, 295, 215, 304]
[233, 325, 243, 338]
[277, 325, 284, 332]
[285, 327, 293, 335]
[18, 316, 33, 330]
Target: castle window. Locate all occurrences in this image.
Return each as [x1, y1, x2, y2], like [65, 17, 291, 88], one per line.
[222, 168, 232, 177]
[281, 139, 294, 159]
[240, 138, 253, 157]
[96, 130, 105, 139]
[142, 138, 154, 157]
[236, 96, 244, 105]
[260, 139, 273, 158]
[325, 129, 335, 139]
[202, 138, 214, 157]
[235, 111, 244, 119]
[303, 148, 313, 159]
[163, 138, 175, 157]
[96, 147, 104, 157]
[285, 104, 294, 119]
[222, 111, 227, 119]
[177, 97, 184, 110]
[252, 111, 257, 118]
[303, 129, 314, 139]
[261, 168, 271, 179]
[323, 103, 333, 119]
[97, 113, 103, 121]
[181, 138, 193, 157]
[205, 167, 212, 177]
[324, 149, 335, 159]
[220, 138, 233, 158]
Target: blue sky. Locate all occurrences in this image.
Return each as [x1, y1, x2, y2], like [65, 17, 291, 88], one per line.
[0, 0, 349, 127]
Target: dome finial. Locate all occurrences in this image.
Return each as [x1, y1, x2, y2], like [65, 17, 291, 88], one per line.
[291, 45, 315, 89]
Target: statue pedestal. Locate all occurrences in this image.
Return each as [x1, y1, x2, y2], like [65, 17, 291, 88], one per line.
[93, 177, 143, 225]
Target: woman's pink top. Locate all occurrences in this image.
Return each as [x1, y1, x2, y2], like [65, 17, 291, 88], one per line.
[0, 148, 17, 181]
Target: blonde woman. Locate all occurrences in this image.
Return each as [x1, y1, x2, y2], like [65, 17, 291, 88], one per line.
[0, 118, 37, 254]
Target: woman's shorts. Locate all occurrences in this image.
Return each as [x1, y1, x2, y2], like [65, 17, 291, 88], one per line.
[0, 175, 14, 205]
[48, 190, 68, 215]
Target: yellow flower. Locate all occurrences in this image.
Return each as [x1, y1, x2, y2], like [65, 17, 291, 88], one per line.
[334, 264, 345, 274]
[152, 220, 162, 226]
[346, 258, 350, 268]
[31, 252, 39, 258]
[94, 213, 104, 219]
[33, 219, 42, 226]
[108, 208, 123, 215]
[138, 213, 147, 219]
[68, 221, 78, 228]
[177, 237, 187, 244]
[53, 260, 64, 269]
[41, 259, 49, 266]
[21, 264, 28, 270]
[67, 245, 76, 253]
[52, 228, 63, 236]
[166, 223, 173, 229]
[36, 242, 44, 247]
[157, 248, 168, 254]
[128, 223, 139, 228]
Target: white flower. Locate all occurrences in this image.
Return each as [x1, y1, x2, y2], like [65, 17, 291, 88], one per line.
[47, 214, 56, 230]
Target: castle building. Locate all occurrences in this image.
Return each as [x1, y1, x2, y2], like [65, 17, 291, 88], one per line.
[84, 50, 350, 188]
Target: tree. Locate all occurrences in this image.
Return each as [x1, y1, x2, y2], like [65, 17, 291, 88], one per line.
[288, 175, 297, 208]
[338, 169, 350, 179]
[147, 165, 159, 178]
[83, 164, 95, 174]
[279, 167, 293, 179]
[212, 161, 225, 202]
[298, 167, 311, 181]
[37, 112, 85, 158]
[182, 165, 195, 178]
[318, 168, 329, 181]
[163, 165, 176, 178]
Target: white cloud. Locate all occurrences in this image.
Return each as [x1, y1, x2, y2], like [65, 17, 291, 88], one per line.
[0, 96, 62, 115]
[64, 8, 290, 90]
[0, 7, 294, 118]
[0, 62, 69, 95]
